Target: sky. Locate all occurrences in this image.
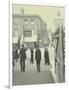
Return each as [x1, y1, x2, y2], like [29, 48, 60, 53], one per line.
[12, 4, 65, 32]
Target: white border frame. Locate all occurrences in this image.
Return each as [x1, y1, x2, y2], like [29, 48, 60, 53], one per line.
[9, 1, 12, 88]
[9, 0, 67, 88]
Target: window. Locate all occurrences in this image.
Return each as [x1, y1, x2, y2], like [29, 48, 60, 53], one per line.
[13, 28, 18, 37]
[13, 19, 18, 26]
[30, 19, 34, 25]
[24, 19, 28, 24]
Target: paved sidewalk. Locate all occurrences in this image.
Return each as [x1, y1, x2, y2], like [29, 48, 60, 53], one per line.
[13, 58, 51, 72]
[13, 71, 54, 85]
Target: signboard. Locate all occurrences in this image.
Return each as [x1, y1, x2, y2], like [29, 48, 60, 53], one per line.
[24, 30, 37, 42]
[24, 31, 32, 37]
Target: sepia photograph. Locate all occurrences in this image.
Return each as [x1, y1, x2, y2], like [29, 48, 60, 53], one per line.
[12, 4, 65, 86]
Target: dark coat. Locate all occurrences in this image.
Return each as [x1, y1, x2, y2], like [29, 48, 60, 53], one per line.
[20, 48, 26, 60]
[13, 48, 18, 59]
[35, 48, 41, 61]
[31, 49, 34, 60]
[44, 49, 49, 61]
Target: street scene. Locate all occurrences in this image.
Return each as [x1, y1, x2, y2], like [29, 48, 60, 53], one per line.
[12, 4, 65, 85]
[13, 48, 54, 85]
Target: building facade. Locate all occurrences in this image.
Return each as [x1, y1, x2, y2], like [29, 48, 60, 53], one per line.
[12, 14, 48, 49]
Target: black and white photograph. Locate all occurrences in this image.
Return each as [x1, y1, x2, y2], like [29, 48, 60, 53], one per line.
[12, 4, 65, 86]
[1, 0, 69, 90]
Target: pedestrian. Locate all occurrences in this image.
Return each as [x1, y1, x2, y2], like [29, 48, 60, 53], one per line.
[12, 47, 17, 67]
[44, 47, 50, 65]
[15, 47, 19, 62]
[17, 48, 20, 61]
[12, 49, 15, 67]
[20, 44, 26, 72]
[30, 47, 34, 63]
[35, 45, 41, 72]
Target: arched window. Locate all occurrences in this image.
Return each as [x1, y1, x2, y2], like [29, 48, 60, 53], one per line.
[24, 19, 28, 24]
[30, 19, 34, 25]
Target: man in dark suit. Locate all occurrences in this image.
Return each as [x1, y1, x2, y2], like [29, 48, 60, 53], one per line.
[20, 44, 26, 72]
[15, 47, 18, 62]
[35, 45, 41, 72]
[30, 48, 34, 63]
[44, 47, 50, 65]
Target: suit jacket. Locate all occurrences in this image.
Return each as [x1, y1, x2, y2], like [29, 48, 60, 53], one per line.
[31, 49, 34, 59]
[35, 48, 41, 61]
[20, 48, 26, 60]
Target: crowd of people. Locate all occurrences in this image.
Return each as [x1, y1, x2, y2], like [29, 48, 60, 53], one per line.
[13, 44, 50, 72]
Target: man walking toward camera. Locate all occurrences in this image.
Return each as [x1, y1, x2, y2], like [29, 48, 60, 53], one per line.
[30, 47, 34, 64]
[20, 44, 26, 72]
[44, 47, 50, 65]
[35, 45, 41, 72]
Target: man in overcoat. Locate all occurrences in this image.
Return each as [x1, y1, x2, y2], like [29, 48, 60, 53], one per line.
[35, 45, 41, 72]
[44, 47, 50, 65]
[20, 44, 26, 72]
[30, 48, 34, 63]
